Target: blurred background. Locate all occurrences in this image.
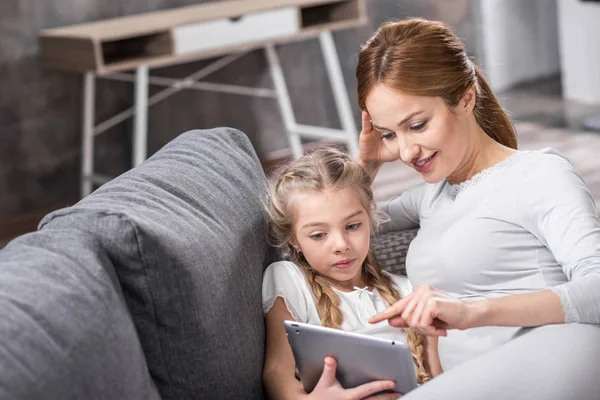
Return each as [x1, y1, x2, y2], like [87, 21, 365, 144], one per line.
[2, 0, 600, 246]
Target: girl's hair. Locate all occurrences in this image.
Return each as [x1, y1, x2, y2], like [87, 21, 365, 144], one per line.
[357, 18, 517, 150]
[267, 146, 430, 383]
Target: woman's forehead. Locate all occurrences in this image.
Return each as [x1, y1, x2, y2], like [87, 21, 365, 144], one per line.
[366, 85, 440, 117]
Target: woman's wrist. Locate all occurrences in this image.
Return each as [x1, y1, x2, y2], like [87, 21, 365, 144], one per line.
[466, 299, 491, 329]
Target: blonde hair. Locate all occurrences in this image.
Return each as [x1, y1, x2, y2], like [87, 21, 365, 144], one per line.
[357, 18, 517, 149]
[267, 146, 431, 383]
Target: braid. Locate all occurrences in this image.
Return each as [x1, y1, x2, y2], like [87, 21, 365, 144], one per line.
[364, 252, 432, 384]
[292, 252, 344, 330]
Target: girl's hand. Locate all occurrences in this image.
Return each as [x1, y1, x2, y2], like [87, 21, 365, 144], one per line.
[305, 357, 403, 400]
[358, 111, 399, 169]
[369, 285, 477, 336]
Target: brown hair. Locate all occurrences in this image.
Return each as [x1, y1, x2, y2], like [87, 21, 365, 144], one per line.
[267, 147, 431, 383]
[357, 18, 517, 149]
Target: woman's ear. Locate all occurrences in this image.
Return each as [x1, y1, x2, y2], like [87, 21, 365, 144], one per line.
[460, 85, 476, 115]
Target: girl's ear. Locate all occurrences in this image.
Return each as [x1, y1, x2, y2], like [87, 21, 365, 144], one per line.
[289, 237, 300, 251]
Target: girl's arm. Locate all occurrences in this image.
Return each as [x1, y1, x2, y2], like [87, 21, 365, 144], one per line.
[263, 298, 307, 400]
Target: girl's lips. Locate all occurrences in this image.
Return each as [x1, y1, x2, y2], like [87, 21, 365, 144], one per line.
[413, 152, 437, 173]
[333, 259, 356, 269]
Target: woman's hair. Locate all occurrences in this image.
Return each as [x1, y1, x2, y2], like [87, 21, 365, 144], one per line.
[267, 146, 431, 383]
[357, 18, 517, 149]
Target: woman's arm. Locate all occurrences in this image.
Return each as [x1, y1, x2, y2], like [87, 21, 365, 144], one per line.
[377, 184, 428, 233]
[468, 289, 564, 327]
[517, 152, 600, 325]
[263, 298, 307, 400]
[369, 285, 566, 336]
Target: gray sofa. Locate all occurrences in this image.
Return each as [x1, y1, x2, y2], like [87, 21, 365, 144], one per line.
[1, 128, 599, 400]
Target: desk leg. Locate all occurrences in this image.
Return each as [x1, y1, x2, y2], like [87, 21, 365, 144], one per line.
[265, 45, 303, 158]
[319, 31, 360, 158]
[133, 65, 149, 167]
[81, 72, 95, 198]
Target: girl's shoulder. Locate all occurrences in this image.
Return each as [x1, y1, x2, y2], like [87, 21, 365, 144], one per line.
[262, 261, 315, 322]
[262, 260, 312, 297]
[263, 260, 306, 282]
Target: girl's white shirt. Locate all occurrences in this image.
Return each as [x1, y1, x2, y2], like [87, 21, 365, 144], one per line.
[262, 260, 412, 342]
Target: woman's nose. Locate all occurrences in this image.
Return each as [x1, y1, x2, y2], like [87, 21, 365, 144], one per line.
[399, 136, 419, 164]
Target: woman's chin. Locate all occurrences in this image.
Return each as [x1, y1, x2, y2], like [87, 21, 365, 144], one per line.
[420, 172, 445, 184]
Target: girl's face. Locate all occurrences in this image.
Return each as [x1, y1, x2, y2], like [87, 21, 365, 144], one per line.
[291, 187, 371, 291]
[365, 84, 471, 184]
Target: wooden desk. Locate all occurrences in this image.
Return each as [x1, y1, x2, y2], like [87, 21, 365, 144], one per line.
[39, 0, 367, 197]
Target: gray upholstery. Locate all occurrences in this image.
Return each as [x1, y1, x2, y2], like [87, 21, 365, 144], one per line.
[0, 229, 159, 399]
[371, 229, 418, 276]
[39, 128, 273, 399]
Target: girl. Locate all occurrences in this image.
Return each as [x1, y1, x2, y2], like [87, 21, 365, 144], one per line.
[261, 147, 442, 400]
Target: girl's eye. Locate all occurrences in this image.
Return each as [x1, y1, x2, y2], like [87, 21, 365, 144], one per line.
[346, 223, 361, 231]
[381, 131, 397, 141]
[310, 233, 326, 240]
[409, 121, 427, 132]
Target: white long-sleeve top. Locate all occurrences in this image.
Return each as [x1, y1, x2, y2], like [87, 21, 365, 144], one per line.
[379, 148, 600, 370]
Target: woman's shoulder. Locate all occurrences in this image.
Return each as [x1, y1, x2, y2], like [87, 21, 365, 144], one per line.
[512, 147, 581, 186]
[517, 147, 573, 172]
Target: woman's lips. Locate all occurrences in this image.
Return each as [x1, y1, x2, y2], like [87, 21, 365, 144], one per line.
[413, 152, 437, 173]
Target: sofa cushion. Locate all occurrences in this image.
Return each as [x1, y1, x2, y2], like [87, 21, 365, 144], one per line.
[371, 229, 418, 276]
[39, 128, 273, 399]
[0, 230, 159, 399]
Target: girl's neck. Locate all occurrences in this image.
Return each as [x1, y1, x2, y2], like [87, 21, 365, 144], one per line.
[328, 275, 369, 292]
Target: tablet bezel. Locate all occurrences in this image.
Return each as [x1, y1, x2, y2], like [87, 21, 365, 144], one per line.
[284, 320, 418, 394]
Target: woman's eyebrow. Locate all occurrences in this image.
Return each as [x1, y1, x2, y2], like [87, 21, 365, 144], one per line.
[372, 110, 425, 131]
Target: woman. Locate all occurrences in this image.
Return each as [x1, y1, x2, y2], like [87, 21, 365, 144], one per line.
[357, 18, 600, 398]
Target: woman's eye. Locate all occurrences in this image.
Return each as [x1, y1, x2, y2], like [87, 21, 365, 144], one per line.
[409, 121, 427, 132]
[381, 131, 397, 141]
[346, 223, 361, 231]
[310, 233, 326, 240]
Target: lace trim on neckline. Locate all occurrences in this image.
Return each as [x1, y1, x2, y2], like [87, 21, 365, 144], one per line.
[446, 151, 523, 200]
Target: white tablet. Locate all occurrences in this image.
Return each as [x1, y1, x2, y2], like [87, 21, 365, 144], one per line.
[284, 320, 418, 395]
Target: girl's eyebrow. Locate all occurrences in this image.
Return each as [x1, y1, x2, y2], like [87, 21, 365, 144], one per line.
[301, 210, 364, 229]
[344, 210, 363, 220]
[372, 110, 425, 131]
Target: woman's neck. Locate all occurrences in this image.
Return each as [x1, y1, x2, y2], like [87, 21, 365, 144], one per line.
[447, 126, 515, 185]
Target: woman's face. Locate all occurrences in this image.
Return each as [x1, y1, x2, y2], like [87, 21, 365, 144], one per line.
[365, 84, 470, 184]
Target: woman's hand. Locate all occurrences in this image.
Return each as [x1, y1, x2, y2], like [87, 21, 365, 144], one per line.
[358, 111, 399, 176]
[369, 285, 477, 336]
[305, 357, 403, 400]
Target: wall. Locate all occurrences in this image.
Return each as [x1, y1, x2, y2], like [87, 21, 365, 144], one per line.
[478, 0, 560, 92]
[0, 0, 478, 221]
[558, 0, 600, 104]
